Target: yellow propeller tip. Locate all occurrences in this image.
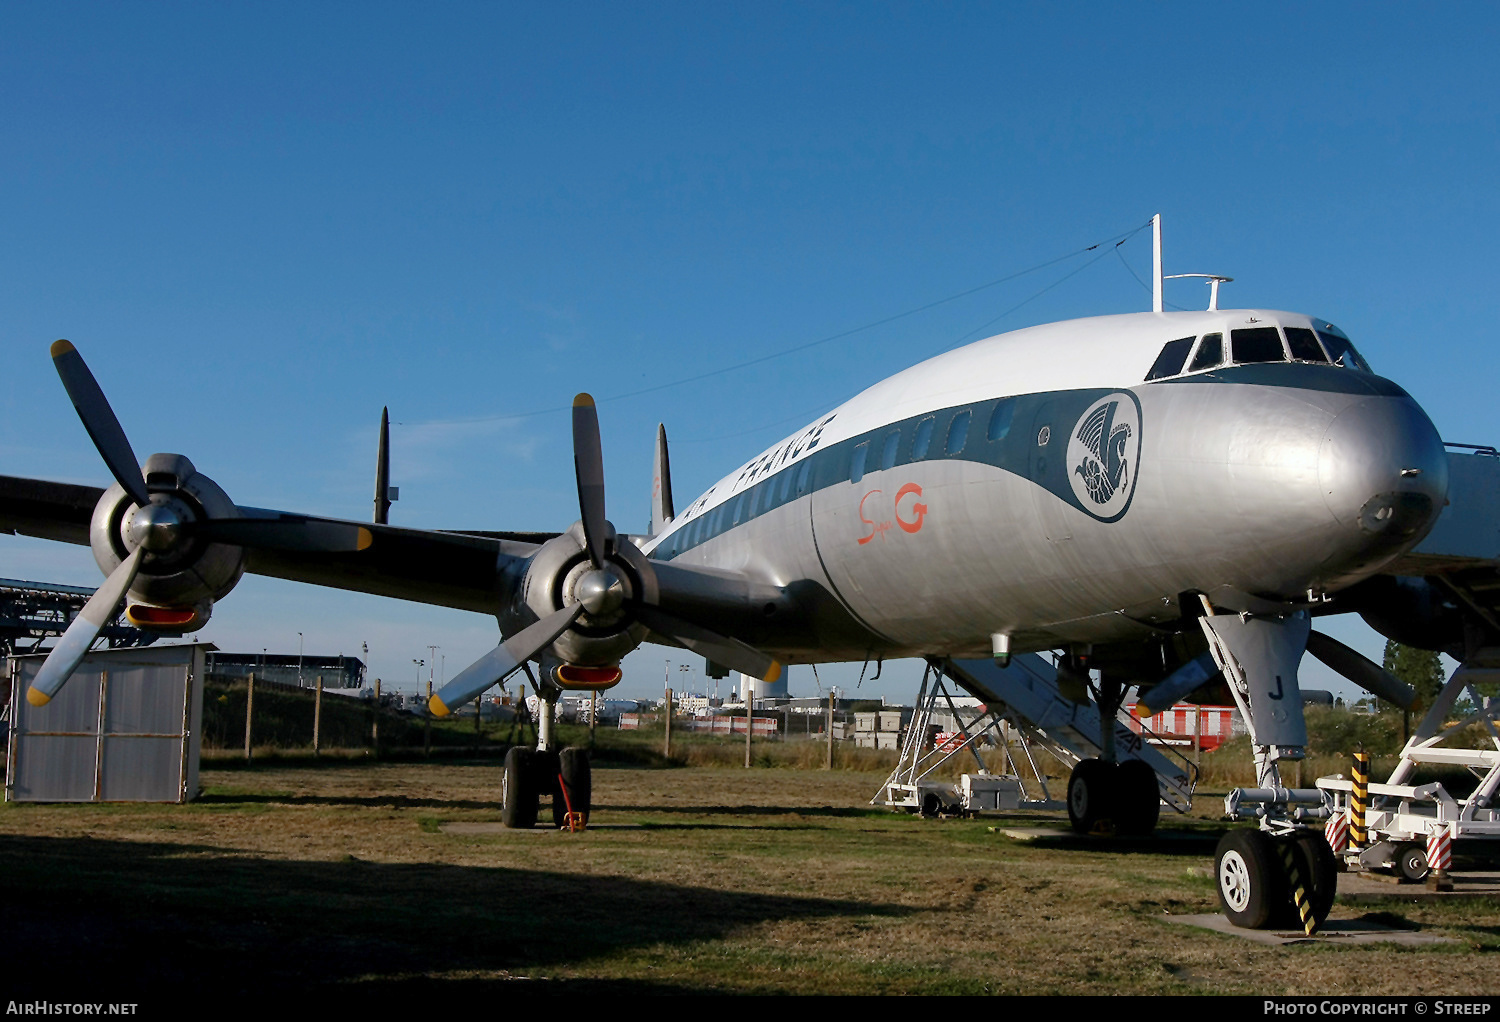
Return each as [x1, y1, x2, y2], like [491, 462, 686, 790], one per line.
[356, 527, 373, 551]
[765, 661, 782, 684]
[573, 393, 595, 408]
[427, 694, 451, 718]
[50, 339, 75, 358]
[27, 687, 52, 707]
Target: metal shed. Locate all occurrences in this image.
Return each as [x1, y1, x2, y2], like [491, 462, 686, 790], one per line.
[5, 643, 209, 803]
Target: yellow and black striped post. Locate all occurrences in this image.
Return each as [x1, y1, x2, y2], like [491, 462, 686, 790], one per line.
[1279, 841, 1317, 935]
[1350, 749, 1370, 850]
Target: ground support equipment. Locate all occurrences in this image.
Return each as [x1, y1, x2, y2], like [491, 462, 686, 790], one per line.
[1317, 658, 1500, 881]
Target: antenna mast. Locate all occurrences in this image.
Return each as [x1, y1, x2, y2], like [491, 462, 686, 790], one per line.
[1152, 213, 1163, 313]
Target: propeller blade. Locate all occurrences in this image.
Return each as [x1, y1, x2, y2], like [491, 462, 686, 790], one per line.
[197, 517, 374, 554]
[572, 394, 608, 568]
[1306, 629, 1418, 710]
[1136, 651, 1218, 716]
[428, 603, 583, 716]
[27, 548, 143, 706]
[51, 340, 149, 508]
[633, 604, 782, 682]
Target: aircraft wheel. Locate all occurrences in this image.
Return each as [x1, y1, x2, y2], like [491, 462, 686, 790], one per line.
[1215, 829, 1284, 929]
[1276, 830, 1338, 929]
[558, 746, 592, 826]
[1115, 758, 1161, 837]
[1067, 759, 1115, 834]
[1395, 841, 1429, 883]
[501, 747, 539, 829]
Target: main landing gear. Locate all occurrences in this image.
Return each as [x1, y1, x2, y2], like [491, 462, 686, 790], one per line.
[1066, 757, 1161, 837]
[1213, 827, 1336, 930]
[501, 682, 592, 829]
[502, 745, 592, 829]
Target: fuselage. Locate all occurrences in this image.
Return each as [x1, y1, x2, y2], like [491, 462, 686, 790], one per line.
[643, 310, 1448, 663]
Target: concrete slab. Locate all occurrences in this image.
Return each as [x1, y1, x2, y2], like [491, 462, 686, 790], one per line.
[438, 821, 642, 835]
[1336, 868, 1500, 901]
[1163, 913, 1456, 946]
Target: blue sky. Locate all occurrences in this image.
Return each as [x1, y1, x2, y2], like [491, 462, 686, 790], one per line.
[2, 4, 1496, 701]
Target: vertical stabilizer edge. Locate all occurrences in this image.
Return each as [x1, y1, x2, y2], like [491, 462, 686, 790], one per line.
[651, 422, 675, 536]
[374, 407, 391, 525]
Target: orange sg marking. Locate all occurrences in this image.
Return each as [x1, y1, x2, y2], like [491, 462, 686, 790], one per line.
[856, 489, 890, 545]
[894, 483, 927, 533]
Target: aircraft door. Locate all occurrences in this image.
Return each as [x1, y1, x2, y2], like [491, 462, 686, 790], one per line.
[1028, 401, 1073, 542]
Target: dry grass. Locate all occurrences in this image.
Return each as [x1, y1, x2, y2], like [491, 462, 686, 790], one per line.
[3, 755, 1499, 1001]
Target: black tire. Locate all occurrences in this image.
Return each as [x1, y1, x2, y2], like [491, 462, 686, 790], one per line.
[1215, 828, 1285, 929]
[1279, 830, 1338, 929]
[558, 746, 592, 826]
[501, 747, 539, 829]
[921, 792, 942, 818]
[1115, 758, 1161, 837]
[1067, 759, 1115, 835]
[1395, 841, 1429, 883]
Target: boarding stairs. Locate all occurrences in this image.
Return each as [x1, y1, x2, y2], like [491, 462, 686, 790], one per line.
[935, 654, 1197, 814]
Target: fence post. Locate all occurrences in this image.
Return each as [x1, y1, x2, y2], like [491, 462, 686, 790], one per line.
[313, 676, 323, 755]
[745, 690, 753, 768]
[664, 687, 673, 760]
[244, 672, 255, 765]
[424, 681, 432, 757]
[826, 691, 834, 770]
[372, 679, 382, 759]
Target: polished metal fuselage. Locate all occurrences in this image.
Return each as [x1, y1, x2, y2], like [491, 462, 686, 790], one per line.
[647, 310, 1448, 663]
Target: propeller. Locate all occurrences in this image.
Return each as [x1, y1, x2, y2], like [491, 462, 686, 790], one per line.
[27, 548, 142, 706]
[428, 392, 781, 716]
[28, 341, 376, 708]
[1305, 629, 1417, 710]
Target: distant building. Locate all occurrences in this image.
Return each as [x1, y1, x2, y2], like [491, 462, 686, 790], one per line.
[206, 651, 365, 690]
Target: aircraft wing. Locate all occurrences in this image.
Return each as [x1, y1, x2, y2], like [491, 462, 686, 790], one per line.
[0, 473, 539, 615]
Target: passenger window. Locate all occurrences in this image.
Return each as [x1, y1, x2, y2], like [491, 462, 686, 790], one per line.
[850, 443, 868, 484]
[796, 459, 811, 496]
[987, 399, 1014, 441]
[778, 468, 795, 503]
[1145, 336, 1196, 380]
[1285, 327, 1329, 362]
[732, 493, 748, 524]
[1231, 327, 1286, 364]
[911, 417, 935, 460]
[880, 430, 901, 471]
[945, 409, 972, 455]
[1316, 331, 1370, 372]
[1189, 333, 1223, 371]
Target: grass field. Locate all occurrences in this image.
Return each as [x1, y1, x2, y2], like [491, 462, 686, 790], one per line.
[3, 753, 1498, 1002]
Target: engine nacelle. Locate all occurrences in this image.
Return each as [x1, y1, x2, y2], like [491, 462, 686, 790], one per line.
[90, 453, 246, 631]
[514, 521, 658, 668]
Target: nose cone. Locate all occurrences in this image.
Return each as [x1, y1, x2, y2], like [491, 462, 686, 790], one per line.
[1318, 393, 1448, 567]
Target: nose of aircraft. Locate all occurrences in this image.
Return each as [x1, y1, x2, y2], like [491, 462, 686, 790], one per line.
[1318, 392, 1448, 564]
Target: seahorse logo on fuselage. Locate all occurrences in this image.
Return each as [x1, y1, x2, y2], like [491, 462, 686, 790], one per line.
[1065, 392, 1142, 522]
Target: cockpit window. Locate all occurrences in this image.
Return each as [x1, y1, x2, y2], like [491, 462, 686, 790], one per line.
[1284, 327, 1330, 363]
[1188, 332, 1223, 371]
[1231, 327, 1286, 364]
[1145, 336, 1195, 380]
[1316, 331, 1370, 372]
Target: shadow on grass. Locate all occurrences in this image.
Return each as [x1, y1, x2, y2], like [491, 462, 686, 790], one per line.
[0, 833, 910, 1002]
[198, 792, 502, 811]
